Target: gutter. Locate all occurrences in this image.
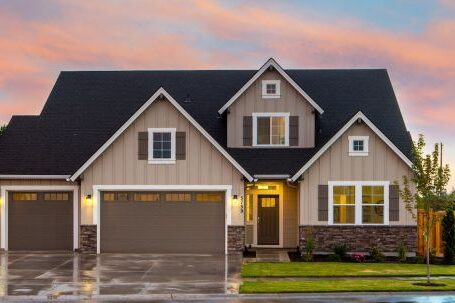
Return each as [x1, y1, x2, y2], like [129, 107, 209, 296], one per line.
[0, 175, 71, 180]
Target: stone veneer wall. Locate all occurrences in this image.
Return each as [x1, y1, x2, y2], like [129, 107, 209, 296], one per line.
[228, 225, 245, 252]
[299, 225, 417, 253]
[80, 225, 97, 254]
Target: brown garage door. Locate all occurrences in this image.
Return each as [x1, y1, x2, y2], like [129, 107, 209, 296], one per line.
[8, 192, 73, 251]
[100, 191, 225, 253]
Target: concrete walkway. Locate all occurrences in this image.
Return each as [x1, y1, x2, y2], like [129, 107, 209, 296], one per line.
[255, 249, 290, 262]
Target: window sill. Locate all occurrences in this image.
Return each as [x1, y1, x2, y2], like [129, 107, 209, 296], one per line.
[328, 223, 388, 226]
[262, 95, 281, 99]
[252, 144, 289, 148]
[148, 160, 176, 165]
[349, 152, 369, 156]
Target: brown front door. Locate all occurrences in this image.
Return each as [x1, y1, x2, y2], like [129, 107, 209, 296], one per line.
[257, 195, 279, 245]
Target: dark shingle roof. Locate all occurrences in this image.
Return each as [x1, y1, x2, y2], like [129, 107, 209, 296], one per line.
[0, 69, 412, 177]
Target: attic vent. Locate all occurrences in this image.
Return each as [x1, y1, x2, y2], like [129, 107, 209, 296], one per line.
[184, 94, 192, 103]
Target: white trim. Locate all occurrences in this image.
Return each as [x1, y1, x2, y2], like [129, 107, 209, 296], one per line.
[252, 193, 283, 248]
[262, 80, 281, 99]
[70, 88, 253, 182]
[328, 181, 390, 226]
[218, 58, 324, 114]
[148, 128, 176, 164]
[291, 111, 413, 181]
[252, 112, 290, 147]
[0, 185, 79, 251]
[92, 184, 233, 254]
[348, 136, 369, 156]
[0, 175, 71, 180]
[254, 174, 290, 179]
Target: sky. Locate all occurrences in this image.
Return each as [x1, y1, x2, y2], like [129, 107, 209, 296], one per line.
[0, 0, 454, 188]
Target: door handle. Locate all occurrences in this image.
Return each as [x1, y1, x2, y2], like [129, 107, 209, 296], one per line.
[257, 216, 260, 224]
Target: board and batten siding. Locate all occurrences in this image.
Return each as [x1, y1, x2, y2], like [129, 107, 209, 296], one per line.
[299, 123, 415, 226]
[80, 98, 244, 225]
[227, 70, 315, 148]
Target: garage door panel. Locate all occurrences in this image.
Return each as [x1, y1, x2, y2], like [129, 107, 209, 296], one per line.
[101, 191, 225, 253]
[8, 192, 73, 251]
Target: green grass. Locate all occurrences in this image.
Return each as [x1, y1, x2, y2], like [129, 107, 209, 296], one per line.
[240, 279, 455, 293]
[242, 262, 455, 278]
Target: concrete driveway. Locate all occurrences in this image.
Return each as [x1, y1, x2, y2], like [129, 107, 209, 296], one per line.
[0, 252, 242, 299]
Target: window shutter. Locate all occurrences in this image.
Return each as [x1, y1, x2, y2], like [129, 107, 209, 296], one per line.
[243, 116, 252, 146]
[289, 116, 299, 146]
[138, 132, 148, 160]
[176, 131, 186, 160]
[389, 185, 399, 221]
[318, 185, 328, 221]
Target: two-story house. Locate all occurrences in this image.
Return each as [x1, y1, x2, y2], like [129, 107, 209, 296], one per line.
[0, 59, 416, 254]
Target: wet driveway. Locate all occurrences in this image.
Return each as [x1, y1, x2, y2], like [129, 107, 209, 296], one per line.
[0, 252, 242, 299]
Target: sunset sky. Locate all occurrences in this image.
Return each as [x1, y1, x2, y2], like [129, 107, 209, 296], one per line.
[0, 0, 454, 188]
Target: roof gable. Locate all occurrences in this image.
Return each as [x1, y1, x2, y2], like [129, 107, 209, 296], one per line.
[218, 58, 324, 114]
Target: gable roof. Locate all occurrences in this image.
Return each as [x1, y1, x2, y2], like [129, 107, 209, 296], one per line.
[0, 68, 412, 178]
[218, 58, 324, 115]
[69, 88, 254, 182]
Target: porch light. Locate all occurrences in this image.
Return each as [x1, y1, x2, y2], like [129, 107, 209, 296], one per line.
[85, 194, 93, 206]
[232, 195, 239, 206]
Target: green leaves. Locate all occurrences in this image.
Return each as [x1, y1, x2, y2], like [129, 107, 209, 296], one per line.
[0, 124, 6, 136]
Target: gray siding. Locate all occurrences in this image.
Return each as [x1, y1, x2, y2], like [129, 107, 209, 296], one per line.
[227, 70, 315, 148]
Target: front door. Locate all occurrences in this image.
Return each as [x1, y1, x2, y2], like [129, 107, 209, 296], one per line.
[257, 195, 279, 245]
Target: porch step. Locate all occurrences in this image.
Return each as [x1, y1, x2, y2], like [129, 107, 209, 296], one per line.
[255, 249, 290, 262]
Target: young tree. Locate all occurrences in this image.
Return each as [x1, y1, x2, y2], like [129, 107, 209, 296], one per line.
[0, 124, 6, 136]
[400, 135, 451, 285]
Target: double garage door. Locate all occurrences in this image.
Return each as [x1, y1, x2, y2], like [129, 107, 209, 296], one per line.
[8, 191, 73, 251]
[100, 191, 225, 254]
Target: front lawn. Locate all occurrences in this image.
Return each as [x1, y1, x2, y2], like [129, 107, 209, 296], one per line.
[240, 279, 455, 293]
[242, 262, 455, 277]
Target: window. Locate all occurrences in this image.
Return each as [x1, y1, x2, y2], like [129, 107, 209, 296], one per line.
[165, 192, 191, 202]
[44, 192, 69, 201]
[245, 194, 253, 223]
[102, 192, 129, 201]
[348, 136, 369, 156]
[12, 193, 37, 201]
[262, 80, 280, 98]
[134, 193, 160, 202]
[195, 192, 223, 202]
[329, 181, 389, 225]
[260, 197, 276, 208]
[253, 113, 289, 146]
[148, 128, 176, 164]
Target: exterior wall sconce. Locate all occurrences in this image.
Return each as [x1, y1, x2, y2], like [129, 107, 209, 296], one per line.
[85, 194, 93, 206]
[232, 195, 239, 205]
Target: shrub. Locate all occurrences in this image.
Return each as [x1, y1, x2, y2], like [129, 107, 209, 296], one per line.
[351, 253, 366, 263]
[398, 241, 407, 263]
[442, 207, 455, 264]
[328, 254, 342, 262]
[369, 245, 385, 262]
[303, 235, 314, 262]
[332, 244, 348, 260]
[414, 255, 425, 264]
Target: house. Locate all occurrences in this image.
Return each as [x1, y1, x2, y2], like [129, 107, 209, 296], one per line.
[0, 58, 416, 254]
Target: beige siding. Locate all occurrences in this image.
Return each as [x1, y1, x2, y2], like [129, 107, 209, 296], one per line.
[227, 70, 315, 148]
[299, 123, 415, 226]
[80, 98, 244, 225]
[283, 183, 298, 247]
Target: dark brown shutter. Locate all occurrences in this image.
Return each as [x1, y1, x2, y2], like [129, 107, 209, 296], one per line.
[289, 116, 299, 146]
[243, 116, 252, 146]
[138, 132, 148, 160]
[176, 131, 186, 160]
[389, 185, 399, 221]
[318, 185, 328, 221]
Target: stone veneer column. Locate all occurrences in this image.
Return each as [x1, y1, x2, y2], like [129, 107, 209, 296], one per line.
[79, 225, 97, 254]
[299, 225, 417, 254]
[228, 225, 245, 252]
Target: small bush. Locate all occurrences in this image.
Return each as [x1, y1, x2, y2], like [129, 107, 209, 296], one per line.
[369, 245, 385, 262]
[328, 254, 342, 262]
[351, 253, 366, 263]
[332, 244, 348, 260]
[398, 241, 407, 263]
[303, 236, 314, 262]
[442, 207, 455, 264]
[414, 255, 425, 264]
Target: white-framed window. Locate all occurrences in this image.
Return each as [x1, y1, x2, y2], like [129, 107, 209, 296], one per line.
[252, 112, 289, 147]
[148, 128, 176, 164]
[348, 136, 369, 156]
[328, 181, 389, 225]
[262, 80, 281, 98]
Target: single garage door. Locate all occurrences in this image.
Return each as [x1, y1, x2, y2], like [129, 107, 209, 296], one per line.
[8, 191, 73, 251]
[100, 191, 225, 253]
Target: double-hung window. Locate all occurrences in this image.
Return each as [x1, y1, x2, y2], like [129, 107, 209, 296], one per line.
[328, 181, 389, 225]
[252, 113, 289, 146]
[148, 128, 176, 164]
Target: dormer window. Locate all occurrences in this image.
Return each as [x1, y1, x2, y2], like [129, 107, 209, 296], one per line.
[262, 80, 280, 98]
[252, 113, 289, 146]
[348, 136, 369, 156]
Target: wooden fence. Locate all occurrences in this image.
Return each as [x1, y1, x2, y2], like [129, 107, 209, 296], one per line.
[417, 210, 445, 256]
